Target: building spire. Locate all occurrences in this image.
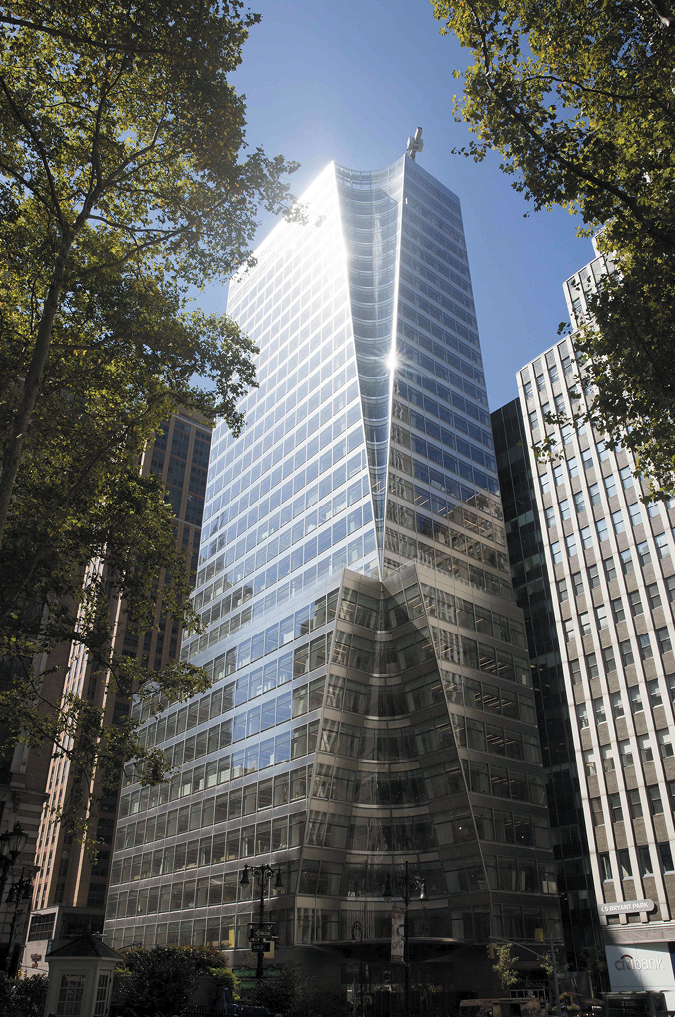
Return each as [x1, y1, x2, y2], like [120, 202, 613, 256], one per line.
[406, 126, 423, 160]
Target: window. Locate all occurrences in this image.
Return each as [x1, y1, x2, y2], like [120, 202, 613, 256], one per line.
[598, 852, 612, 880]
[566, 534, 578, 557]
[648, 785, 663, 815]
[621, 640, 635, 667]
[604, 557, 617, 583]
[568, 456, 579, 478]
[540, 474, 550, 495]
[541, 400, 551, 421]
[628, 789, 643, 819]
[574, 491, 586, 514]
[536, 371, 546, 392]
[557, 578, 569, 602]
[659, 843, 674, 873]
[579, 612, 591, 635]
[524, 381, 533, 400]
[597, 440, 610, 462]
[668, 674, 675, 705]
[584, 750, 597, 776]
[639, 736, 654, 764]
[587, 563, 601, 589]
[604, 476, 617, 499]
[603, 646, 617, 673]
[649, 503, 662, 519]
[620, 549, 634, 574]
[582, 448, 594, 471]
[638, 633, 653, 660]
[560, 499, 571, 520]
[564, 619, 576, 643]
[637, 541, 651, 567]
[629, 591, 643, 617]
[658, 730, 674, 759]
[638, 846, 653, 876]
[610, 692, 625, 718]
[589, 483, 601, 506]
[618, 850, 633, 880]
[572, 571, 584, 597]
[553, 464, 565, 487]
[554, 393, 565, 414]
[648, 679, 663, 709]
[657, 627, 672, 654]
[562, 424, 573, 445]
[611, 598, 625, 623]
[595, 605, 608, 630]
[655, 532, 670, 559]
[628, 503, 642, 528]
[569, 658, 582, 685]
[667, 575, 675, 604]
[628, 685, 642, 713]
[528, 410, 539, 430]
[586, 652, 599, 678]
[551, 540, 562, 563]
[596, 518, 609, 543]
[601, 745, 615, 772]
[562, 353, 574, 376]
[577, 703, 589, 729]
[545, 506, 556, 528]
[612, 510, 625, 534]
[593, 698, 607, 724]
[647, 583, 662, 610]
[620, 741, 635, 770]
[620, 466, 634, 489]
[581, 525, 593, 549]
[608, 793, 623, 823]
[590, 798, 604, 827]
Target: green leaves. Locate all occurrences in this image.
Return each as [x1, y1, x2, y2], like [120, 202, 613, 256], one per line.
[432, 0, 675, 498]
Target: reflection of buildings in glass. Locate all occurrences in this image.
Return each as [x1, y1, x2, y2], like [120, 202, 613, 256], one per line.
[506, 256, 675, 1006]
[21, 411, 210, 976]
[104, 155, 561, 1003]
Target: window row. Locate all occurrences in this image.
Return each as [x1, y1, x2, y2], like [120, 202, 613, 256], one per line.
[431, 627, 530, 686]
[210, 330, 353, 484]
[590, 783, 675, 826]
[197, 446, 367, 588]
[421, 584, 525, 645]
[119, 723, 320, 820]
[598, 843, 674, 881]
[443, 672, 536, 725]
[184, 527, 375, 658]
[385, 498, 509, 573]
[117, 767, 311, 853]
[397, 278, 480, 366]
[396, 334, 486, 407]
[450, 716, 541, 763]
[584, 731, 675, 773]
[448, 853, 557, 896]
[392, 393, 494, 469]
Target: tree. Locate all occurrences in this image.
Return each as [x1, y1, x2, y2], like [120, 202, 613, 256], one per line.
[115, 945, 236, 1017]
[244, 963, 347, 1017]
[432, 0, 675, 499]
[0, 0, 299, 831]
[490, 943, 519, 994]
[0, 973, 48, 1017]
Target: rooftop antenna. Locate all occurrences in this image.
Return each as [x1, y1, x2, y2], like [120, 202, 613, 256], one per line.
[406, 127, 423, 161]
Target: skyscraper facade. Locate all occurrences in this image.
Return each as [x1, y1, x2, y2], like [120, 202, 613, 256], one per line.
[104, 154, 561, 1008]
[21, 410, 210, 976]
[508, 254, 675, 1004]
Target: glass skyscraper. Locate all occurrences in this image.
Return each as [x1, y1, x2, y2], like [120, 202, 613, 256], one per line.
[104, 154, 561, 1008]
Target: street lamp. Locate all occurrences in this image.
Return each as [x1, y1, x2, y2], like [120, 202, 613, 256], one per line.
[383, 862, 427, 1017]
[351, 920, 365, 1017]
[240, 863, 283, 981]
[0, 822, 29, 973]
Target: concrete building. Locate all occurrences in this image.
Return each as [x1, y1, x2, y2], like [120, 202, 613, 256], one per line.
[21, 410, 211, 975]
[104, 150, 562, 1010]
[499, 251, 675, 1005]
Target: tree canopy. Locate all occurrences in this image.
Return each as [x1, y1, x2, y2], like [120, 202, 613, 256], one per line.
[0, 0, 299, 832]
[432, 0, 675, 499]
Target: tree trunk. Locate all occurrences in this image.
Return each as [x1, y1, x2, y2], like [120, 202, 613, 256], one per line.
[0, 239, 72, 549]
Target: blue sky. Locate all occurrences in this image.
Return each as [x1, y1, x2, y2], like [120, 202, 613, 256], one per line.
[198, 0, 592, 411]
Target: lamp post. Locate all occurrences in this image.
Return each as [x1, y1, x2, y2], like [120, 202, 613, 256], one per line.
[0, 822, 29, 973]
[383, 862, 427, 1017]
[239, 863, 283, 981]
[5, 866, 39, 977]
[351, 920, 365, 1017]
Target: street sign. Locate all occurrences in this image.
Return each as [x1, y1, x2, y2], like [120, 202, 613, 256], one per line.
[598, 899, 655, 915]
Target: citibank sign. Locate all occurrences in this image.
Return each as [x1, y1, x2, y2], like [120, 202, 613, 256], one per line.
[606, 945, 675, 992]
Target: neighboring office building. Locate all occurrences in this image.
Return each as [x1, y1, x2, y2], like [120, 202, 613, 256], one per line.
[509, 252, 675, 1006]
[104, 150, 562, 1010]
[492, 398, 604, 979]
[21, 410, 211, 976]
